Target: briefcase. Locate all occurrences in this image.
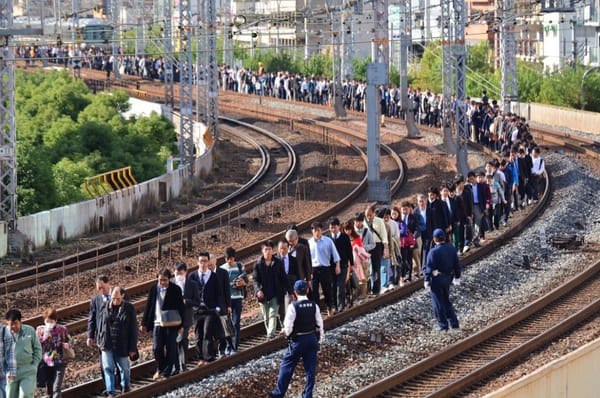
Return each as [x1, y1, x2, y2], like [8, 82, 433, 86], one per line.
[159, 310, 182, 327]
[219, 315, 234, 337]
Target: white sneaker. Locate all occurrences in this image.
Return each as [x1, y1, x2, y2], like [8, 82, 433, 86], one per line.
[388, 284, 395, 290]
[380, 286, 388, 294]
[463, 245, 470, 253]
[528, 199, 533, 205]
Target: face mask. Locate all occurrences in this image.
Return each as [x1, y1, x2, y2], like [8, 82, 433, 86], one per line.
[44, 321, 56, 329]
[175, 275, 185, 283]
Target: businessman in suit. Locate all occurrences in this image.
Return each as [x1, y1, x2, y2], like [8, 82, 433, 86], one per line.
[277, 239, 300, 322]
[173, 262, 201, 371]
[141, 268, 185, 380]
[188, 252, 225, 365]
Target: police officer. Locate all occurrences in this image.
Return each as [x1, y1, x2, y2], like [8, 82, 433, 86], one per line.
[424, 228, 461, 331]
[269, 280, 324, 398]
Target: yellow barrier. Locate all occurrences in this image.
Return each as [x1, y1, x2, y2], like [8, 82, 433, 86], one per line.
[84, 166, 137, 198]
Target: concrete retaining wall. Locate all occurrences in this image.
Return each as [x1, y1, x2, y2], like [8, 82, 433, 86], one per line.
[483, 338, 600, 398]
[511, 102, 600, 136]
[16, 105, 214, 250]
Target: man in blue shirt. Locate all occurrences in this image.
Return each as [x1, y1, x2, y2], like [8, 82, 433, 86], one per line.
[307, 222, 340, 317]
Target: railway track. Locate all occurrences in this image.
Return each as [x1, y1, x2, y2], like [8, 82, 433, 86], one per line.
[20, 110, 380, 331]
[19, 68, 578, 398]
[60, 128, 407, 398]
[6, 117, 296, 296]
[347, 259, 600, 398]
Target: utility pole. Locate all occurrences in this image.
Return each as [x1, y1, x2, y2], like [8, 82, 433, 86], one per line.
[205, 0, 219, 141]
[163, 0, 175, 108]
[440, 0, 457, 155]
[498, 0, 518, 114]
[366, 0, 389, 203]
[399, 0, 419, 138]
[453, 0, 469, 175]
[109, 0, 121, 79]
[135, 0, 145, 58]
[222, 12, 234, 67]
[341, 1, 354, 83]
[179, 0, 194, 166]
[326, 0, 346, 118]
[0, 0, 41, 233]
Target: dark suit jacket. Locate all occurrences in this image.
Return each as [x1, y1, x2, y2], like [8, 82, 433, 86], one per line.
[290, 242, 312, 281]
[252, 257, 292, 304]
[458, 185, 474, 220]
[188, 270, 226, 314]
[215, 267, 232, 311]
[181, 277, 201, 328]
[277, 254, 300, 286]
[87, 294, 108, 340]
[141, 282, 185, 331]
[426, 198, 451, 236]
[331, 232, 353, 268]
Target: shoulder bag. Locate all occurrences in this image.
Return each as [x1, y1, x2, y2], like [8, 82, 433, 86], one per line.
[159, 310, 182, 327]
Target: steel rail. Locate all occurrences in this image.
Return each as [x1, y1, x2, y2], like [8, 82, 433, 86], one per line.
[6, 117, 295, 294]
[347, 261, 600, 398]
[61, 128, 383, 398]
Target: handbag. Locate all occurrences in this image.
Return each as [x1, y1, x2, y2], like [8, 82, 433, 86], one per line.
[350, 272, 359, 290]
[219, 315, 234, 338]
[36, 361, 48, 388]
[401, 231, 417, 248]
[159, 310, 182, 327]
[63, 344, 75, 360]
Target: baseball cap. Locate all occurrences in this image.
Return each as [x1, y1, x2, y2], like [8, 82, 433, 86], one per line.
[433, 228, 446, 240]
[294, 280, 308, 294]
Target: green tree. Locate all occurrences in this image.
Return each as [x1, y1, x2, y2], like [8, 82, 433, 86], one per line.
[15, 70, 176, 214]
[538, 68, 582, 108]
[52, 158, 95, 204]
[516, 61, 543, 103]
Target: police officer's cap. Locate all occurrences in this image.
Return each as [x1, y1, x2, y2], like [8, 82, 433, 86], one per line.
[433, 228, 446, 240]
[294, 280, 308, 294]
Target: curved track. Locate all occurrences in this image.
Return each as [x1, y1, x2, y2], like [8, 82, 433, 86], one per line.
[61, 127, 406, 398]
[18, 69, 576, 398]
[19, 118, 296, 322]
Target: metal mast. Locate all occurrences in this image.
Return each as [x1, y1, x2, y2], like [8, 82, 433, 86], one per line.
[205, 0, 218, 140]
[499, 0, 518, 114]
[195, 0, 206, 126]
[327, 0, 346, 118]
[453, 0, 469, 175]
[440, 0, 457, 154]
[341, 0, 354, 83]
[0, 0, 17, 230]
[222, 12, 234, 67]
[366, 0, 389, 203]
[109, 0, 121, 79]
[163, 0, 175, 108]
[135, 0, 146, 57]
[399, 0, 419, 137]
[179, 0, 195, 165]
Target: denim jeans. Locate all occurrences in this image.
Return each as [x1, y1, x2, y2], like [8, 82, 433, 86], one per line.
[380, 258, 391, 288]
[101, 350, 130, 394]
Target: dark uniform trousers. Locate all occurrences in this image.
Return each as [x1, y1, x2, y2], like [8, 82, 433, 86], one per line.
[271, 301, 319, 398]
[430, 274, 459, 330]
